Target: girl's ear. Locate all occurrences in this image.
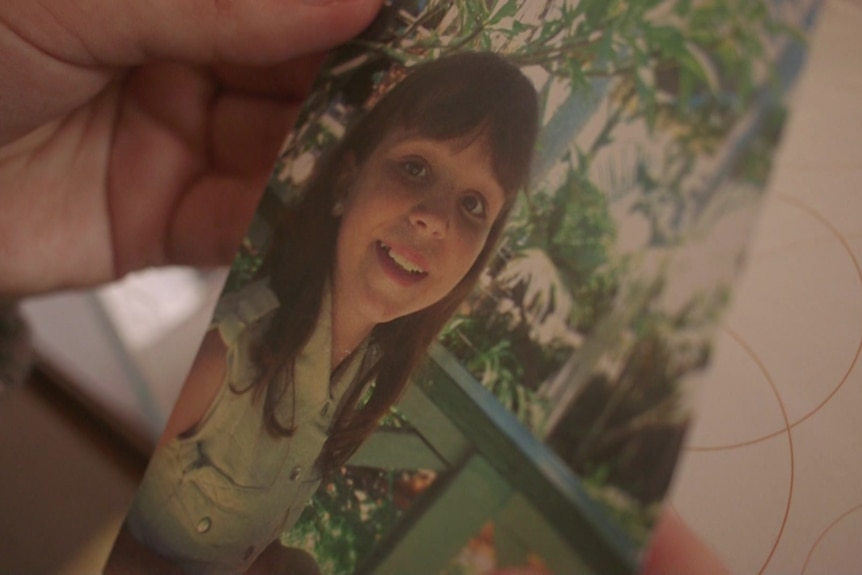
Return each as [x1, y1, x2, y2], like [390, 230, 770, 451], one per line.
[332, 153, 359, 217]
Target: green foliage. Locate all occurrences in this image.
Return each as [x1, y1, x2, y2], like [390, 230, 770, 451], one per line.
[581, 470, 661, 545]
[284, 467, 406, 574]
[260, 0, 810, 566]
[223, 239, 263, 294]
[440, 159, 620, 432]
[732, 104, 789, 186]
[515, 161, 621, 333]
[441, 313, 554, 431]
[546, 280, 730, 506]
[264, 0, 804, 248]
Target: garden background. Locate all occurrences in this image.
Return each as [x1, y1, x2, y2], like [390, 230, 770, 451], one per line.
[221, 0, 818, 572]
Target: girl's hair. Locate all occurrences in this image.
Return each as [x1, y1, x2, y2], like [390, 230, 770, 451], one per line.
[247, 51, 539, 473]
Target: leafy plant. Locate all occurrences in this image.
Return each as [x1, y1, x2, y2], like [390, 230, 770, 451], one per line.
[261, 0, 814, 565]
[285, 466, 435, 574]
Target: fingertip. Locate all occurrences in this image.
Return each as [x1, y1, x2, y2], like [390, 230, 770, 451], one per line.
[217, 0, 385, 61]
[641, 510, 731, 575]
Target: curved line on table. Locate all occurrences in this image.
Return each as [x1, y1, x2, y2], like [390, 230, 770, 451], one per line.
[801, 502, 862, 574]
[723, 327, 795, 574]
[688, 194, 861, 451]
[686, 325, 796, 574]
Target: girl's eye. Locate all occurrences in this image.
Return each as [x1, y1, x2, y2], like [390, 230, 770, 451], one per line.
[401, 159, 429, 180]
[461, 193, 487, 219]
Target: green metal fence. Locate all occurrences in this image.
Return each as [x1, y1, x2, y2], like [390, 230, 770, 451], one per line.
[349, 343, 639, 575]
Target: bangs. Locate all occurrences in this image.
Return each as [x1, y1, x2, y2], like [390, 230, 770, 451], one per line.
[350, 52, 539, 198]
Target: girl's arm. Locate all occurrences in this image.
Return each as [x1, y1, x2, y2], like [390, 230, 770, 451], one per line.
[157, 329, 228, 448]
[102, 524, 186, 575]
[103, 331, 229, 573]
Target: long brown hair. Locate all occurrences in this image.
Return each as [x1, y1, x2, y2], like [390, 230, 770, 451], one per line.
[247, 51, 539, 473]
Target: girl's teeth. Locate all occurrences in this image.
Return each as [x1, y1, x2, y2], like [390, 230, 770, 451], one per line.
[381, 242, 425, 274]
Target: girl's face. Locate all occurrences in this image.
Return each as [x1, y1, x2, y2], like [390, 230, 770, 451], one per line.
[333, 128, 506, 328]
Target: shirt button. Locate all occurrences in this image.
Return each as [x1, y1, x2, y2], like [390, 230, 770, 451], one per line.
[320, 402, 330, 417]
[196, 517, 212, 534]
[289, 466, 303, 481]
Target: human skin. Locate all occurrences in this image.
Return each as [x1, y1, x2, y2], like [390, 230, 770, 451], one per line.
[332, 130, 506, 361]
[0, 0, 383, 296]
[0, 2, 729, 573]
[642, 508, 731, 575]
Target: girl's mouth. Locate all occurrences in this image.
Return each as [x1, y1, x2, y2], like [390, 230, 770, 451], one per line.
[376, 241, 428, 285]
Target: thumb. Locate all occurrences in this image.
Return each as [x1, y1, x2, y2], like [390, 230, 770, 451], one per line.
[15, 0, 383, 67]
[641, 510, 730, 575]
[121, 0, 384, 65]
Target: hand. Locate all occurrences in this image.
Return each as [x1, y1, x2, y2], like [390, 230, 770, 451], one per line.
[641, 509, 730, 575]
[0, 0, 382, 296]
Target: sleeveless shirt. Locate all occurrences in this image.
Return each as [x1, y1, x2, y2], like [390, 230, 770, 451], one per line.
[125, 280, 371, 574]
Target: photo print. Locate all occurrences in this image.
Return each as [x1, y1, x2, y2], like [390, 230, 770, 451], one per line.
[106, 1, 823, 573]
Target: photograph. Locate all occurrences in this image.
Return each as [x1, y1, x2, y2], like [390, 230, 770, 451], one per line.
[105, 1, 822, 573]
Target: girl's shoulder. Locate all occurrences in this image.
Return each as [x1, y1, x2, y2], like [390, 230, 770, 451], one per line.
[211, 279, 280, 344]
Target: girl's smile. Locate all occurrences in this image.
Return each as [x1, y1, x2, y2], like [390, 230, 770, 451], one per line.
[376, 241, 428, 284]
[333, 128, 505, 332]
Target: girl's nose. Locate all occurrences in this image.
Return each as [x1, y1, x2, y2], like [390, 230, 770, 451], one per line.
[408, 199, 449, 238]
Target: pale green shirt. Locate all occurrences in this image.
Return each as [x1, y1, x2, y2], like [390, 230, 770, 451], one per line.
[125, 280, 370, 574]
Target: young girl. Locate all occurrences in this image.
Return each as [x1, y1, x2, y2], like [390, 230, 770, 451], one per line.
[106, 51, 539, 575]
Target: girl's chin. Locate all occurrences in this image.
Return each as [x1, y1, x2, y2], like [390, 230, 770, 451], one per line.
[359, 284, 432, 323]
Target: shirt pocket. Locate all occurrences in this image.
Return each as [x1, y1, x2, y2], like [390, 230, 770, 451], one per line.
[195, 430, 294, 491]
